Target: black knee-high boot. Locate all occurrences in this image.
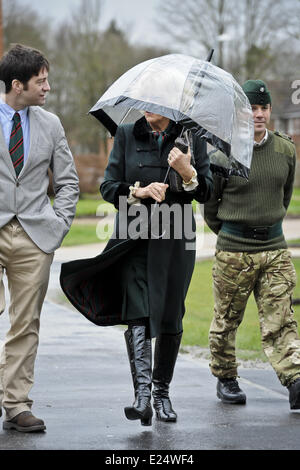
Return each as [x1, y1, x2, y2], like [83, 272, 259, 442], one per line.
[152, 332, 182, 422]
[124, 325, 153, 426]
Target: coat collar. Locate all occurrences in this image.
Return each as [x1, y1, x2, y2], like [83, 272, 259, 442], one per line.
[133, 116, 182, 140]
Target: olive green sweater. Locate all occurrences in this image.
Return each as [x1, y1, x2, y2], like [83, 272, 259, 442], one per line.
[204, 131, 296, 252]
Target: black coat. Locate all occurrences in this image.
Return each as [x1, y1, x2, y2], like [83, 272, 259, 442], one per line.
[60, 117, 213, 337]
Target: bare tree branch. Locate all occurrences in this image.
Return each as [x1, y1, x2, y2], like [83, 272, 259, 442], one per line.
[155, 0, 300, 79]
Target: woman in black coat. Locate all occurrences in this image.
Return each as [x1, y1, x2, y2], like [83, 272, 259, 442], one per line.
[60, 111, 212, 426]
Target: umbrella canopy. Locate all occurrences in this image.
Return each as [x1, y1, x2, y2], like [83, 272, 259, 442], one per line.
[90, 54, 254, 179]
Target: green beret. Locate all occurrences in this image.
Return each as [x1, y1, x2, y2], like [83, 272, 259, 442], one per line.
[242, 79, 271, 105]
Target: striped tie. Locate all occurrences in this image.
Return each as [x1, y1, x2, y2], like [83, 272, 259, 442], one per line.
[9, 112, 24, 177]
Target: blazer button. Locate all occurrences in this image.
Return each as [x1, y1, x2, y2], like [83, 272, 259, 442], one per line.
[16, 181, 20, 187]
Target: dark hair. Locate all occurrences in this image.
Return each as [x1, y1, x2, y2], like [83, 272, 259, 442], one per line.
[0, 44, 50, 93]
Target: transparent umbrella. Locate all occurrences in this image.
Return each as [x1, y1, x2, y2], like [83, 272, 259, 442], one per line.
[89, 53, 254, 178]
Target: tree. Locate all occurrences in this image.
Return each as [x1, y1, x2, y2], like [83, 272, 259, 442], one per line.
[48, 0, 170, 153]
[156, 0, 300, 80]
[2, 0, 171, 154]
[3, 0, 50, 53]
[156, 0, 231, 67]
[46, 0, 106, 152]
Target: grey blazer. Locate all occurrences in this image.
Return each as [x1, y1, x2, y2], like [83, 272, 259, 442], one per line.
[0, 106, 79, 253]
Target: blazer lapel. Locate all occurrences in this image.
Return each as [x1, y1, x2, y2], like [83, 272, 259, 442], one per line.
[0, 123, 16, 178]
[19, 107, 39, 178]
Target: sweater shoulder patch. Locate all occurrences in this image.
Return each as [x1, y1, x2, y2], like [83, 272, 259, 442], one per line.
[273, 131, 295, 158]
[209, 150, 230, 168]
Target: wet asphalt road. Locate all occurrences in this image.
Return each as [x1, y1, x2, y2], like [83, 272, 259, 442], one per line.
[0, 262, 300, 452]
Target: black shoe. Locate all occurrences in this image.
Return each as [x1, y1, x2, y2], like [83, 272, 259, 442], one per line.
[152, 333, 182, 422]
[124, 326, 153, 426]
[288, 378, 300, 409]
[217, 378, 246, 404]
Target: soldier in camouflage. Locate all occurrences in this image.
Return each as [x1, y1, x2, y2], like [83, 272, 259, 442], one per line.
[204, 79, 300, 409]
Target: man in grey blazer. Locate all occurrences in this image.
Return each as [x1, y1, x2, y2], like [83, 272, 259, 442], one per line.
[0, 44, 79, 432]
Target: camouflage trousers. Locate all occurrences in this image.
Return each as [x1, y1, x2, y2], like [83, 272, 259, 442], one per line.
[209, 249, 300, 387]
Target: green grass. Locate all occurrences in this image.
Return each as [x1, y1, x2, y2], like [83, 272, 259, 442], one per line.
[183, 258, 300, 360]
[75, 197, 116, 217]
[61, 224, 101, 246]
[61, 223, 111, 246]
[51, 194, 115, 218]
[288, 188, 300, 216]
[60, 195, 116, 246]
[75, 199, 102, 217]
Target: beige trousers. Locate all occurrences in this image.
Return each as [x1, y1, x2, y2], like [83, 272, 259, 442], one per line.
[0, 219, 53, 420]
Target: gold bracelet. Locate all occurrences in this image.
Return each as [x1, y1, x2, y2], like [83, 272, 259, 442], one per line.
[183, 169, 197, 185]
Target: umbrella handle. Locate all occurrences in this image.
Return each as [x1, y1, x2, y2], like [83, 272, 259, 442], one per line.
[206, 49, 214, 62]
[149, 165, 171, 239]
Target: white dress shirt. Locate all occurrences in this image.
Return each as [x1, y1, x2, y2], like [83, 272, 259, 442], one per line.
[254, 129, 268, 147]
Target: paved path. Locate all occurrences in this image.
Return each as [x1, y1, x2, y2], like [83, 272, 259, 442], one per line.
[0, 217, 300, 451]
[0, 289, 300, 451]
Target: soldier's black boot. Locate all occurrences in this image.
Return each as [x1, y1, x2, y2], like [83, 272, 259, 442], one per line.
[217, 378, 246, 404]
[152, 332, 182, 422]
[124, 325, 153, 426]
[288, 378, 300, 409]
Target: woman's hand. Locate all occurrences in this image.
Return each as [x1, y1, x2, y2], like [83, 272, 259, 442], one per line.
[168, 147, 194, 183]
[134, 182, 169, 203]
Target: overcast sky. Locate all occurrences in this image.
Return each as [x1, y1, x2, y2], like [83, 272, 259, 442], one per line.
[24, 0, 161, 46]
